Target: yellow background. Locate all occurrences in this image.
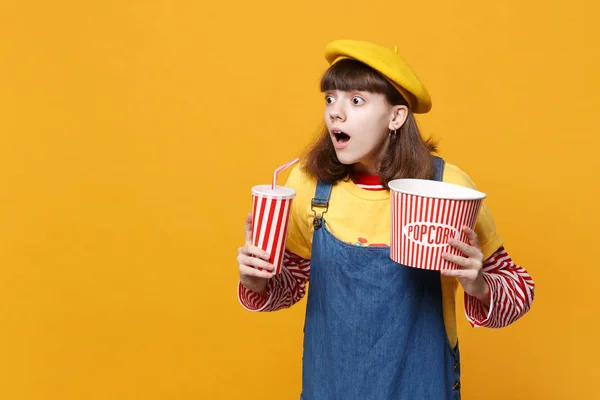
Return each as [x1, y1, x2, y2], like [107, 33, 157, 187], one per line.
[1, 0, 598, 399]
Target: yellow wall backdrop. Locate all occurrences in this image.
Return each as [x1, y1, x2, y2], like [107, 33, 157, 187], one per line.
[1, 0, 598, 399]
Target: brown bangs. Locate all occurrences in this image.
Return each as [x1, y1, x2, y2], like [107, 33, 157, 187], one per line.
[321, 59, 393, 95]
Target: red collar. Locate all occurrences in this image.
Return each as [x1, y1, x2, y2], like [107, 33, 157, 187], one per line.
[351, 173, 385, 190]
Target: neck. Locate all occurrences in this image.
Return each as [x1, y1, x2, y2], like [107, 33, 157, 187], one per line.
[352, 161, 378, 175]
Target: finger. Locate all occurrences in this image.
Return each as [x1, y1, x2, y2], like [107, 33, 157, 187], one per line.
[239, 265, 273, 279]
[240, 245, 270, 260]
[237, 254, 274, 271]
[462, 226, 481, 249]
[440, 268, 478, 280]
[447, 238, 481, 259]
[244, 213, 253, 245]
[442, 251, 476, 269]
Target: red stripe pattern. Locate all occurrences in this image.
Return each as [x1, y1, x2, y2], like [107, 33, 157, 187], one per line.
[238, 247, 534, 328]
[464, 247, 535, 327]
[251, 194, 293, 275]
[391, 190, 483, 270]
[238, 249, 311, 311]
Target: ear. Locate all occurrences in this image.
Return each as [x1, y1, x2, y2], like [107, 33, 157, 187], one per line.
[389, 105, 409, 130]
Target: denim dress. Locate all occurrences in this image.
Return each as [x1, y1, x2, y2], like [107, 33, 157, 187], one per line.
[300, 157, 461, 400]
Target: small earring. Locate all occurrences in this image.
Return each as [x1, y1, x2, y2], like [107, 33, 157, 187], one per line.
[389, 129, 397, 138]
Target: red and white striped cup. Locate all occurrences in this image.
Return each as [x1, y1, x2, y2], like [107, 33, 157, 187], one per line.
[251, 185, 296, 274]
[388, 179, 486, 270]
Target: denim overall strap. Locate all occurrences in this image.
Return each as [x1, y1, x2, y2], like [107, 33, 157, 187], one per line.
[432, 155, 445, 182]
[300, 156, 460, 400]
[311, 180, 333, 230]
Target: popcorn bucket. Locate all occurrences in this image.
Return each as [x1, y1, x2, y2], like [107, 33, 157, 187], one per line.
[389, 179, 485, 270]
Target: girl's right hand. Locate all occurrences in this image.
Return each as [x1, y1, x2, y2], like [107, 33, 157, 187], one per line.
[237, 213, 274, 294]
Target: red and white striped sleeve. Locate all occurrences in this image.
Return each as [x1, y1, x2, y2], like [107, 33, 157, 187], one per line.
[464, 246, 535, 328]
[238, 249, 311, 312]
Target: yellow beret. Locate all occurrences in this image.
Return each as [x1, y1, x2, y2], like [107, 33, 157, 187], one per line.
[324, 40, 432, 114]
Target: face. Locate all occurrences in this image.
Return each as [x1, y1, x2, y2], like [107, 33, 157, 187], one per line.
[324, 90, 407, 174]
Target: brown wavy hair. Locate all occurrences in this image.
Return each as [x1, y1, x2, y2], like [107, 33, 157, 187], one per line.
[302, 59, 438, 188]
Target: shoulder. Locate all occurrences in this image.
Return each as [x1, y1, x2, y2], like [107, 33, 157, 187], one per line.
[285, 163, 317, 190]
[285, 164, 318, 203]
[284, 164, 318, 209]
[441, 161, 478, 190]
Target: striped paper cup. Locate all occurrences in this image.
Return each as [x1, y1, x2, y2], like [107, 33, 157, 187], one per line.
[388, 179, 486, 270]
[251, 185, 296, 274]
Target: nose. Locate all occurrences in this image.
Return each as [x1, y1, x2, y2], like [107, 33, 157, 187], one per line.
[328, 102, 345, 122]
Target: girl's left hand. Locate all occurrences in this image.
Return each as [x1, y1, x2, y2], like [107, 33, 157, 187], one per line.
[441, 226, 490, 305]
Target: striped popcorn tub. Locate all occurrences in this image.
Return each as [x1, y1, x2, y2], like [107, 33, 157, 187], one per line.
[388, 179, 486, 270]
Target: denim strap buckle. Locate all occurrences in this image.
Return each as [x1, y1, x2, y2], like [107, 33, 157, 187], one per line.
[311, 198, 329, 229]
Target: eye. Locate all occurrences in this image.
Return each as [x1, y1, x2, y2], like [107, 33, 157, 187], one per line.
[325, 95, 335, 105]
[352, 96, 365, 105]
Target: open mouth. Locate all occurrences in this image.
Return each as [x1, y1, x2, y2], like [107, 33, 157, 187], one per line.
[333, 130, 351, 143]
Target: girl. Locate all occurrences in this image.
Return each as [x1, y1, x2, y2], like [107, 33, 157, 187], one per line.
[236, 40, 534, 400]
